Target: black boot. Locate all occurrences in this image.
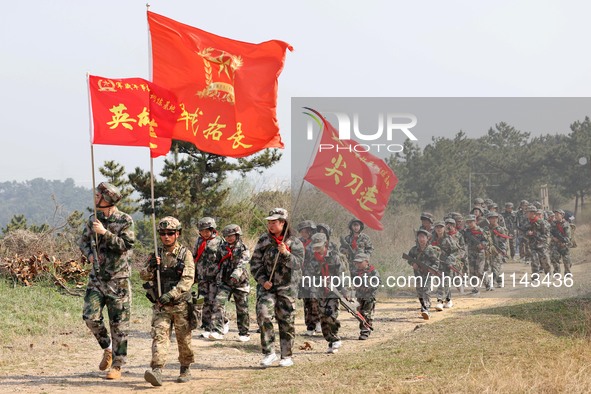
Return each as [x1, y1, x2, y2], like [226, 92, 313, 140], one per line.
[177, 365, 191, 383]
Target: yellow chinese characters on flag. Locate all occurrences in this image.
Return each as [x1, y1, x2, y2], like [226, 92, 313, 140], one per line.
[89, 75, 177, 158]
[303, 109, 398, 231]
[148, 11, 292, 158]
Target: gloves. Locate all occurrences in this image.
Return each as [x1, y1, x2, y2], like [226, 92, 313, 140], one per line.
[159, 292, 173, 305]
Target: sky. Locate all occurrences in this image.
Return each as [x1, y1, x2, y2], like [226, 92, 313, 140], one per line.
[2, 0, 591, 189]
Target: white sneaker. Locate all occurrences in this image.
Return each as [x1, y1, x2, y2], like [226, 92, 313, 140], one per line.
[260, 352, 279, 367]
[304, 330, 315, 336]
[435, 302, 444, 311]
[315, 322, 322, 333]
[223, 321, 230, 335]
[201, 331, 211, 339]
[238, 335, 250, 342]
[444, 300, 453, 308]
[209, 332, 224, 340]
[279, 357, 294, 367]
[332, 340, 342, 349]
[327, 345, 338, 354]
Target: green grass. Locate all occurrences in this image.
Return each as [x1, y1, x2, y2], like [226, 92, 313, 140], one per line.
[212, 297, 591, 394]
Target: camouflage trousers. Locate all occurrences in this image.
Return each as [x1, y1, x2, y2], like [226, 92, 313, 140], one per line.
[256, 287, 296, 358]
[468, 250, 490, 289]
[216, 284, 250, 336]
[413, 270, 431, 311]
[303, 298, 320, 331]
[357, 297, 375, 335]
[150, 301, 194, 368]
[508, 237, 516, 259]
[82, 277, 131, 368]
[318, 298, 340, 343]
[486, 253, 503, 285]
[550, 245, 571, 274]
[530, 246, 551, 275]
[437, 266, 453, 301]
[518, 235, 531, 259]
[198, 280, 223, 334]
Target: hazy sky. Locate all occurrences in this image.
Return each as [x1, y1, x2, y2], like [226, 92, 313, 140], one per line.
[2, 1, 591, 188]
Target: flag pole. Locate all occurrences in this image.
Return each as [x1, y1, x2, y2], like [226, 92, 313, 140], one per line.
[87, 73, 100, 272]
[146, 2, 161, 298]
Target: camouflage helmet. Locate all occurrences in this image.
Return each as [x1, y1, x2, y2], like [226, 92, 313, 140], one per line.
[553, 209, 565, 216]
[353, 253, 370, 263]
[505, 202, 514, 208]
[96, 182, 122, 205]
[484, 198, 494, 206]
[419, 212, 434, 223]
[473, 197, 485, 205]
[520, 199, 529, 206]
[533, 201, 542, 209]
[416, 228, 432, 238]
[296, 220, 317, 232]
[526, 205, 537, 212]
[311, 233, 327, 248]
[445, 218, 456, 225]
[348, 218, 365, 231]
[198, 217, 216, 230]
[490, 203, 498, 209]
[158, 216, 182, 231]
[316, 223, 332, 237]
[222, 224, 242, 237]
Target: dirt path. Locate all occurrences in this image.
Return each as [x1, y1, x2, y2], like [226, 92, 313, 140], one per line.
[0, 257, 588, 393]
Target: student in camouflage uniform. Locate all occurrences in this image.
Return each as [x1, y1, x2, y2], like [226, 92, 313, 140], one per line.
[251, 208, 304, 368]
[406, 229, 440, 320]
[352, 253, 380, 339]
[463, 214, 490, 293]
[501, 202, 517, 259]
[340, 218, 373, 271]
[489, 203, 506, 228]
[486, 212, 508, 288]
[525, 206, 551, 275]
[297, 220, 321, 336]
[432, 221, 459, 310]
[193, 217, 224, 339]
[80, 182, 135, 380]
[308, 232, 346, 353]
[550, 209, 572, 275]
[140, 217, 195, 386]
[418, 212, 435, 235]
[216, 224, 251, 342]
[516, 199, 532, 263]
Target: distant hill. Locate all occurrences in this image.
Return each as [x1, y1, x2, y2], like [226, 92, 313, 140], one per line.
[0, 178, 92, 229]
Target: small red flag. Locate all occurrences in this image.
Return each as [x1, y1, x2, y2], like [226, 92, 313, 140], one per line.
[89, 75, 177, 158]
[147, 11, 292, 158]
[303, 109, 398, 230]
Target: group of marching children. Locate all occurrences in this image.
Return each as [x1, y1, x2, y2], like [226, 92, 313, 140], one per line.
[406, 197, 576, 320]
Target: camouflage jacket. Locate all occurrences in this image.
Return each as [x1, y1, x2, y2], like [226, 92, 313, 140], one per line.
[217, 240, 251, 291]
[140, 243, 195, 302]
[431, 233, 459, 265]
[462, 226, 488, 253]
[525, 217, 549, 247]
[340, 232, 373, 261]
[79, 210, 135, 281]
[515, 210, 529, 234]
[407, 244, 440, 274]
[193, 233, 223, 282]
[448, 229, 467, 260]
[501, 211, 517, 233]
[353, 265, 380, 299]
[250, 232, 304, 293]
[300, 237, 314, 270]
[550, 219, 572, 248]
[487, 225, 508, 256]
[308, 248, 346, 296]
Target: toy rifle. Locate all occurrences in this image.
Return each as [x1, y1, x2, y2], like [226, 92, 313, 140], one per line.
[340, 236, 355, 259]
[330, 287, 373, 331]
[401, 253, 442, 276]
[90, 234, 101, 278]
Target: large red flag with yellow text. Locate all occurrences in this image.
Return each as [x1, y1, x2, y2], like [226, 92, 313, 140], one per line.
[89, 75, 177, 158]
[303, 109, 398, 230]
[147, 11, 292, 158]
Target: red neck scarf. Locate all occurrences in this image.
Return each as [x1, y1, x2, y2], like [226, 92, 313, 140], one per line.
[195, 237, 210, 262]
[351, 234, 359, 250]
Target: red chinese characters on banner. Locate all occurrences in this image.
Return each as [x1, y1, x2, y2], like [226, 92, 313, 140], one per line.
[89, 75, 177, 158]
[304, 110, 398, 230]
[147, 11, 292, 158]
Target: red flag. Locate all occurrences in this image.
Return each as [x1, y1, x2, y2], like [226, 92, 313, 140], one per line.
[303, 109, 398, 230]
[147, 11, 292, 158]
[89, 75, 177, 158]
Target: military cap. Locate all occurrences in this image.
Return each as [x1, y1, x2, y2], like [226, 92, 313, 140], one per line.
[527, 205, 538, 212]
[265, 208, 288, 221]
[353, 253, 370, 263]
[316, 223, 332, 237]
[520, 199, 529, 206]
[473, 197, 485, 204]
[311, 232, 327, 248]
[505, 202, 514, 208]
[553, 209, 565, 215]
[434, 221, 446, 227]
[416, 228, 431, 237]
[445, 218, 456, 225]
[419, 212, 434, 223]
[486, 211, 499, 218]
[296, 220, 316, 232]
[471, 206, 483, 214]
[465, 214, 476, 222]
